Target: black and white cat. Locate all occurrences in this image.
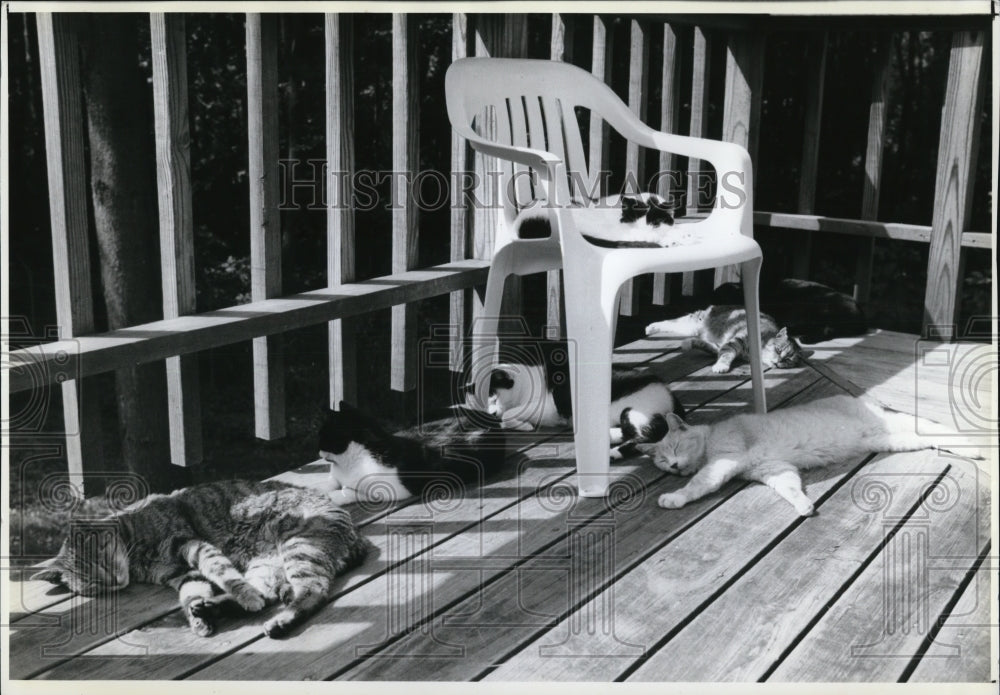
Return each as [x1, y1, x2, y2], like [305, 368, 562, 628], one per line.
[318, 403, 507, 505]
[483, 341, 684, 458]
[515, 192, 683, 248]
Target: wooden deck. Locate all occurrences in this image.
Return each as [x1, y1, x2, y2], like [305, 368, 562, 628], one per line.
[6, 330, 994, 682]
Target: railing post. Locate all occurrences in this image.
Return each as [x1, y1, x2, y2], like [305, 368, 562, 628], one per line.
[246, 13, 285, 439]
[923, 31, 985, 334]
[36, 13, 103, 496]
[653, 22, 682, 307]
[717, 31, 764, 287]
[326, 13, 358, 407]
[151, 13, 203, 466]
[619, 18, 650, 317]
[855, 33, 895, 303]
[391, 14, 420, 392]
[793, 33, 828, 279]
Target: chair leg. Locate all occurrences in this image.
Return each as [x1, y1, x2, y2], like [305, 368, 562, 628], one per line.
[563, 276, 619, 497]
[741, 257, 767, 414]
[470, 254, 511, 410]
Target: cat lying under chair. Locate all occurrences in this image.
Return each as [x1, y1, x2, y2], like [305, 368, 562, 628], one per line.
[646, 305, 809, 373]
[643, 394, 984, 516]
[33, 480, 372, 638]
[483, 339, 684, 459]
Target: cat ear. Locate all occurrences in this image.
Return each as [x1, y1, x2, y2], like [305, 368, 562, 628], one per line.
[775, 327, 788, 339]
[666, 412, 687, 431]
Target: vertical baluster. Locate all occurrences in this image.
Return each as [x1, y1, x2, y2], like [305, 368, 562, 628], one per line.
[449, 13, 472, 372]
[326, 13, 358, 406]
[619, 18, 649, 317]
[683, 26, 712, 297]
[855, 34, 894, 303]
[653, 23, 682, 307]
[151, 13, 202, 464]
[36, 13, 103, 495]
[793, 33, 827, 280]
[391, 14, 420, 392]
[589, 15, 614, 198]
[246, 13, 285, 439]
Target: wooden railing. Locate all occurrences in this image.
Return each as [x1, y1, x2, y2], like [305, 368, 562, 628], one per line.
[10, 12, 990, 493]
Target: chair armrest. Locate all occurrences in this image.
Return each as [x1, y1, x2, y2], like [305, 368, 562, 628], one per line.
[455, 124, 573, 206]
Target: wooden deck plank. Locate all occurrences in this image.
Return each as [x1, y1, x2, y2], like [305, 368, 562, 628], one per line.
[488, 380, 866, 681]
[344, 369, 829, 680]
[625, 450, 954, 681]
[27, 338, 687, 679]
[769, 458, 989, 681]
[908, 564, 995, 682]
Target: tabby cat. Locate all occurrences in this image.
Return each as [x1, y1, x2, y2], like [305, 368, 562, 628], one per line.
[645, 305, 806, 373]
[646, 394, 983, 516]
[485, 340, 683, 458]
[711, 278, 868, 343]
[32, 480, 371, 638]
[319, 402, 507, 505]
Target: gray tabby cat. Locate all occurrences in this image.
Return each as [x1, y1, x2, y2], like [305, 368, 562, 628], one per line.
[32, 480, 371, 638]
[646, 394, 983, 516]
[645, 305, 806, 373]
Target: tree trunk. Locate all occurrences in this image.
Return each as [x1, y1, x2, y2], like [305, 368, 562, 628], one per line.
[80, 14, 180, 493]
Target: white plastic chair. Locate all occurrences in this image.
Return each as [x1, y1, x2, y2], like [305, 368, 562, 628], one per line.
[446, 57, 767, 497]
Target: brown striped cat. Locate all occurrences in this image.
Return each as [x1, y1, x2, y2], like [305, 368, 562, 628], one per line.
[32, 480, 371, 638]
[645, 305, 807, 373]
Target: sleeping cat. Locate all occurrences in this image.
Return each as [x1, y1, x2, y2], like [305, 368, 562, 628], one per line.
[484, 340, 683, 457]
[514, 192, 683, 248]
[645, 305, 807, 373]
[32, 480, 370, 638]
[646, 394, 984, 516]
[319, 402, 507, 505]
[711, 278, 868, 343]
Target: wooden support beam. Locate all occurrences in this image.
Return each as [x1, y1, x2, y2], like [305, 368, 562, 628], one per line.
[36, 13, 103, 495]
[653, 22, 682, 307]
[325, 13, 358, 407]
[924, 31, 985, 334]
[683, 26, 713, 297]
[450, 13, 473, 368]
[716, 31, 764, 287]
[619, 18, 649, 317]
[391, 14, 420, 392]
[854, 34, 894, 303]
[792, 33, 827, 280]
[151, 13, 202, 466]
[246, 13, 285, 439]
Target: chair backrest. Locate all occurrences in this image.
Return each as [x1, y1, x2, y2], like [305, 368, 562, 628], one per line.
[446, 58, 627, 226]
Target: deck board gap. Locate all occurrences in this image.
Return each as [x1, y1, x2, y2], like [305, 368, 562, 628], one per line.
[899, 542, 992, 683]
[758, 466, 954, 682]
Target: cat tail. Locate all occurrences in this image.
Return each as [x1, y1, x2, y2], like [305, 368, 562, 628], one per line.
[868, 401, 986, 460]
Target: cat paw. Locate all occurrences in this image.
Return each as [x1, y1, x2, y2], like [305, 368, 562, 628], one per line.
[277, 582, 296, 606]
[262, 611, 298, 639]
[794, 499, 815, 517]
[645, 323, 661, 336]
[658, 492, 686, 509]
[188, 615, 215, 637]
[230, 582, 267, 613]
[710, 362, 730, 374]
